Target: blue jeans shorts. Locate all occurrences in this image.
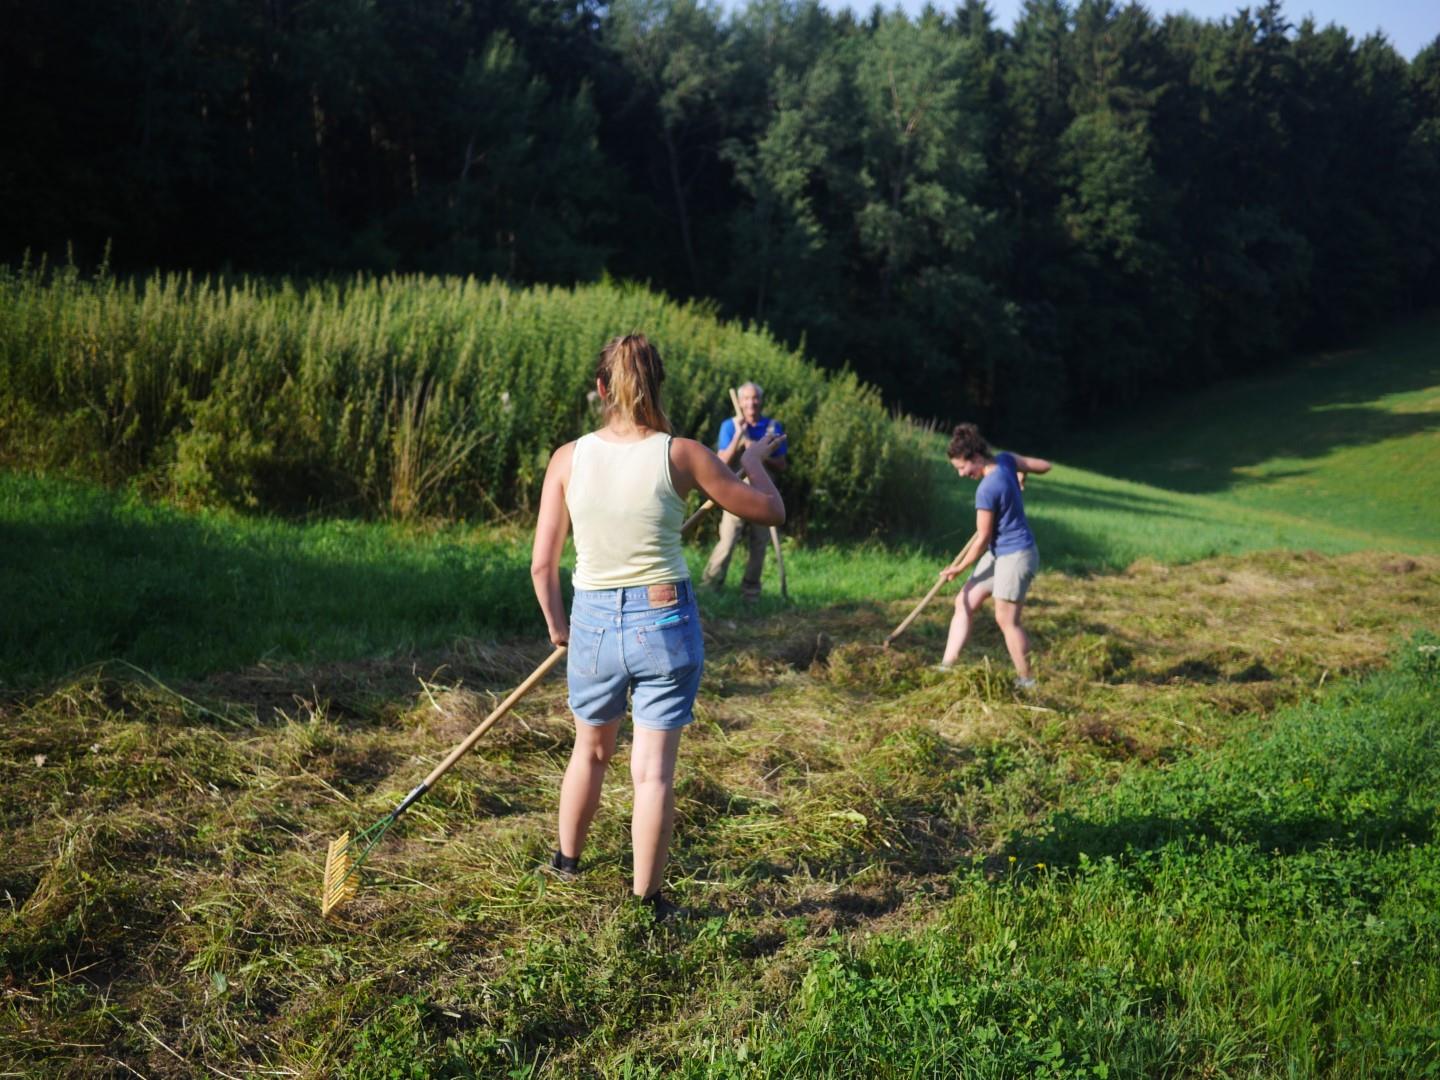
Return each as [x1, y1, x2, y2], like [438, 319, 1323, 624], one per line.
[567, 580, 705, 731]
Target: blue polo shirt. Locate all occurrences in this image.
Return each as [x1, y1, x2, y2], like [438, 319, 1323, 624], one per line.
[716, 415, 787, 459]
[975, 452, 1034, 555]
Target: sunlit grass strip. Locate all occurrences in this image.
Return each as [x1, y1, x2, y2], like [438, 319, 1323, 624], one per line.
[1062, 313, 1440, 554]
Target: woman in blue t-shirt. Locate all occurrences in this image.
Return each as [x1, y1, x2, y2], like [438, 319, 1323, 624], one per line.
[936, 423, 1051, 689]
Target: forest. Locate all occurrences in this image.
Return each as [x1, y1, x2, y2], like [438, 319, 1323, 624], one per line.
[5, 0, 1439, 434]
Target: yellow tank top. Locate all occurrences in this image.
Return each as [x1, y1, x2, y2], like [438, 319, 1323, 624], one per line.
[565, 431, 689, 590]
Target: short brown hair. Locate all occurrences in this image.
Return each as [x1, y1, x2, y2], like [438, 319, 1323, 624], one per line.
[947, 423, 991, 461]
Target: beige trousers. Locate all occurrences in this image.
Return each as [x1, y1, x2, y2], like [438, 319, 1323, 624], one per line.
[702, 511, 770, 599]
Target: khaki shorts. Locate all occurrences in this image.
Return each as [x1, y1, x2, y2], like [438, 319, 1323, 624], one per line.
[969, 545, 1039, 603]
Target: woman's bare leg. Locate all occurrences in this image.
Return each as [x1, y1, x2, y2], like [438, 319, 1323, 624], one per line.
[942, 580, 992, 666]
[629, 726, 684, 898]
[557, 716, 620, 860]
[994, 598, 1032, 679]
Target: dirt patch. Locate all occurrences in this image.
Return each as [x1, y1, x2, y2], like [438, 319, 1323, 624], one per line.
[1077, 717, 1141, 760]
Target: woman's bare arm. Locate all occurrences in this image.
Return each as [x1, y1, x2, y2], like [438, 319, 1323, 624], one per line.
[672, 435, 785, 526]
[530, 441, 574, 646]
[1011, 453, 1052, 475]
[940, 509, 996, 581]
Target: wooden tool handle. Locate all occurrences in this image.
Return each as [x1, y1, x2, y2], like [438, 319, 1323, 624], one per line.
[883, 531, 981, 646]
[682, 498, 716, 532]
[770, 524, 788, 600]
[682, 433, 750, 532]
[419, 646, 566, 789]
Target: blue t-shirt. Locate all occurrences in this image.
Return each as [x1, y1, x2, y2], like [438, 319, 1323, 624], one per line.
[975, 452, 1034, 555]
[716, 415, 787, 459]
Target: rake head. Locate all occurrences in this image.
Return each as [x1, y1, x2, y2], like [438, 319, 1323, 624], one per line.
[321, 831, 358, 918]
[315, 645, 565, 918]
[320, 815, 397, 918]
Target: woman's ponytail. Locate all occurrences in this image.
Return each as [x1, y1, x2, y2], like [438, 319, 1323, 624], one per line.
[596, 334, 671, 434]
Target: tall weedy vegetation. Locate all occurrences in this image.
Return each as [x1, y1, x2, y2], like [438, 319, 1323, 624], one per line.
[0, 265, 930, 534]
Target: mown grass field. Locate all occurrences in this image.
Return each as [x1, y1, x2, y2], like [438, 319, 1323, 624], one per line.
[2, 317, 1438, 1078]
[3, 558, 1436, 1078]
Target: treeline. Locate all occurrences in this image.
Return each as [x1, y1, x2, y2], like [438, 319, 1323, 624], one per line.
[5, 1, 1440, 433]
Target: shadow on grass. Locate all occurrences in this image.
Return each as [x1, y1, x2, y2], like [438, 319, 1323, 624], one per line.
[0, 480, 539, 688]
[1018, 807, 1435, 872]
[1064, 315, 1440, 494]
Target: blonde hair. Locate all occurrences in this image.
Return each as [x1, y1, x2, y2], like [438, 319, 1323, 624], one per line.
[596, 333, 671, 434]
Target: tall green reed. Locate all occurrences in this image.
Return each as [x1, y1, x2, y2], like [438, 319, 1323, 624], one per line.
[0, 264, 933, 534]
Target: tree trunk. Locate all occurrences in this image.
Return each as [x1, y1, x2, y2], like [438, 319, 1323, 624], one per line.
[663, 126, 701, 291]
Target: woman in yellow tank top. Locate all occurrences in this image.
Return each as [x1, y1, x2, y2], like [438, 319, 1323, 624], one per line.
[531, 334, 784, 922]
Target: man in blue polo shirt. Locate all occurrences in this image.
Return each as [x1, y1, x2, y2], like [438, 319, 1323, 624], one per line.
[701, 381, 787, 600]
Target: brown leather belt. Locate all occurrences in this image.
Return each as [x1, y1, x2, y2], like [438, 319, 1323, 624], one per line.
[646, 583, 679, 607]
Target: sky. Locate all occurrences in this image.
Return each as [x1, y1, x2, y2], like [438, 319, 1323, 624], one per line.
[720, 0, 1438, 60]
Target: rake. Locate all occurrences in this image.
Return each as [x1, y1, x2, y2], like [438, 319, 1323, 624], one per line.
[883, 531, 982, 647]
[321, 645, 567, 917]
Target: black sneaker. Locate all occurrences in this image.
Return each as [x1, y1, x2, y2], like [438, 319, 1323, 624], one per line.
[539, 850, 580, 881]
[636, 888, 688, 924]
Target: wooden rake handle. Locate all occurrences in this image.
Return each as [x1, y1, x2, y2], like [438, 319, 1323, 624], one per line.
[681, 499, 717, 533]
[769, 523, 789, 600]
[415, 646, 567, 793]
[682, 387, 749, 533]
[883, 531, 982, 647]
[731, 385, 789, 601]
[682, 462, 748, 533]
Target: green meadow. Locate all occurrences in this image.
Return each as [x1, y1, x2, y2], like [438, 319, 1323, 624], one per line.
[2, 314, 1438, 1078]
[1062, 314, 1440, 555]
[0, 461, 1403, 689]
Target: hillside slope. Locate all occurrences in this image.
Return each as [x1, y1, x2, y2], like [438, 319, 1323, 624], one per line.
[1054, 314, 1440, 556]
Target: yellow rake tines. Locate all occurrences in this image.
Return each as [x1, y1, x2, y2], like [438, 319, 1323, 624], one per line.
[321, 831, 358, 918]
[318, 645, 567, 918]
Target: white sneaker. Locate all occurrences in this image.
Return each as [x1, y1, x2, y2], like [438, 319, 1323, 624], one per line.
[1014, 676, 1037, 693]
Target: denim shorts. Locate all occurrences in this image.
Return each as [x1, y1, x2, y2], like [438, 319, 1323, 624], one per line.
[567, 580, 704, 731]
